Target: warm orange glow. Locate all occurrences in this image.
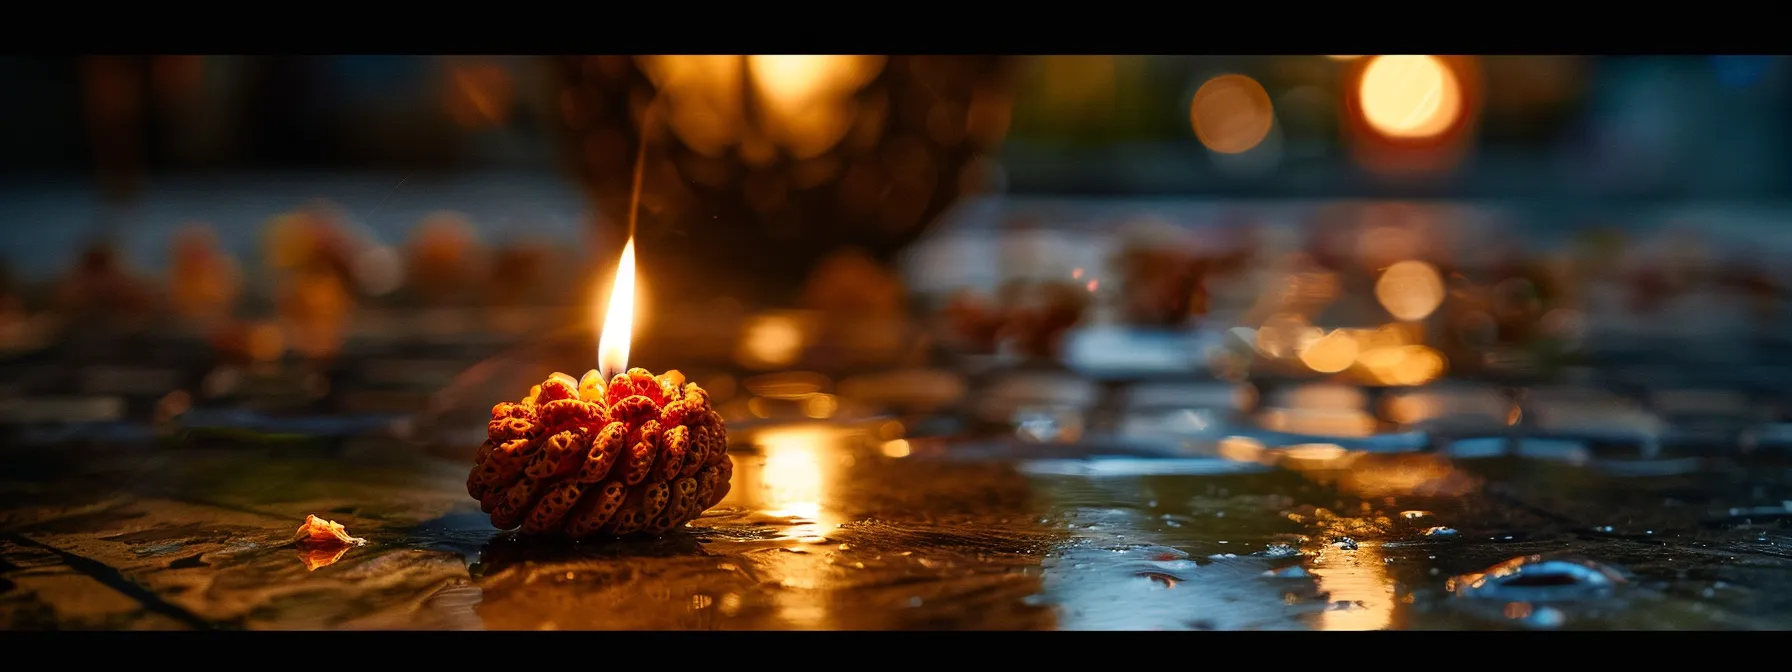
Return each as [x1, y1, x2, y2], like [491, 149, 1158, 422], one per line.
[1350, 323, 1417, 353]
[1357, 56, 1462, 139]
[1375, 260, 1446, 321]
[1341, 454, 1474, 498]
[803, 393, 838, 419]
[1299, 330, 1360, 373]
[738, 314, 806, 369]
[718, 425, 848, 628]
[1217, 435, 1268, 463]
[748, 55, 881, 108]
[1312, 540, 1396, 630]
[1190, 74, 1275, 154]
[1278, 443, 1356, 471]
[1327, 55, 1363, 61]
[640, 55, 881, 160]
[747, 55, 883, 159]
[742, 426, 842, 522]
[881, 439, 911, 458]
[246, 322, 285, 363]
[1259, 408, 1380, 437]
[1356, 345, 1447, 386]
[597, 238, 637, 380]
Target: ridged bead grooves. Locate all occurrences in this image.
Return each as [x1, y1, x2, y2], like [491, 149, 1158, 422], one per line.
[466, 367, 732, 538]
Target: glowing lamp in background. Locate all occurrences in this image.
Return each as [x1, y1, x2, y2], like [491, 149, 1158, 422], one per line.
[551, 55, 1015, 304]
[1340, 56, 1482, 176]
[1375, 260, 1446, 321]
[1357, 56, 1461, 140]
[1190, 74, 1275, 154]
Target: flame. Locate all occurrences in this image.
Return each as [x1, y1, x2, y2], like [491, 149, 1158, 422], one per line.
[597, 238, 637, 380]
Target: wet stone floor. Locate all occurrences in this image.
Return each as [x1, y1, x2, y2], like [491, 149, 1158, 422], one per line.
[6, 424, 1792, 630]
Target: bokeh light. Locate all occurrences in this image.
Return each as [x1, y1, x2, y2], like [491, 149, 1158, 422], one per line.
[737, 313, 808, 369]
[1357, 56, 1462, 140]
[1356, 345, 1448, 386]
[1190, 74, 1275, 154]
[1299, 329, 1360, 373]
[1374, 260, 1446, 321]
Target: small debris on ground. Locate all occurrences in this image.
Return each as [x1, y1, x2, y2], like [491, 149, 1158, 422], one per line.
[296, 514, 367, 547]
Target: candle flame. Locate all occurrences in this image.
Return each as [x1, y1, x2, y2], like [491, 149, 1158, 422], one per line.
[598, 237, 637, 380]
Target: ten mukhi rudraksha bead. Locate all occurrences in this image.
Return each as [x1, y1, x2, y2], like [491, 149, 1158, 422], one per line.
[466, 367, 732, 538]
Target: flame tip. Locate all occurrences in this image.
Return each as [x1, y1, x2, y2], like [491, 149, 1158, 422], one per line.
[596, 237, 638, 378]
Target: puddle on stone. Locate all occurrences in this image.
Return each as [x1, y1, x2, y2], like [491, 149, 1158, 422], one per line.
[1448, 555, 1630, 602]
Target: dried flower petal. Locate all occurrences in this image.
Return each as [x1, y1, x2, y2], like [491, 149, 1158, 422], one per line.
[296, 514, 366, 547]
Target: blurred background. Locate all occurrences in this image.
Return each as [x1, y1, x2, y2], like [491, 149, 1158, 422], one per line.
[18, 54, 1792, 632]
[3, 54, 1791, 462]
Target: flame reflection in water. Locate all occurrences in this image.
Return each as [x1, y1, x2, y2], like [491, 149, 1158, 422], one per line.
[1309, 540, 1397, 631]
[718, 425, 849, 628]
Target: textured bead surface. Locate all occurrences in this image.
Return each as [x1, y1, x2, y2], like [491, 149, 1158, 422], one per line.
[467, 368, 732, 539]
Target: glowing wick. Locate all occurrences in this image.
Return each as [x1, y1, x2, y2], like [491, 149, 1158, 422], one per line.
[598, 237, 637, 381]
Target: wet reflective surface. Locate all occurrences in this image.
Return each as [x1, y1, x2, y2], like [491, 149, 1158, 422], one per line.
[9, 404, 1792, 630]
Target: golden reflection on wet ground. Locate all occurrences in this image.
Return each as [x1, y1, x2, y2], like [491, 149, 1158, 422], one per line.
[1308, 539, 1397, 631]
[719, 425, 850, 628]
[4, 414, 1790, 630]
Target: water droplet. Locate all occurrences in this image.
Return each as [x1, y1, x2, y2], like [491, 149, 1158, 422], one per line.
[1424, 526, 1459, 537]
[1334, 537, 1360, 551]
[1402, 510, 1434, 519]
[908, 596, 924, 607]
[1448, 555, 1629, 602]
